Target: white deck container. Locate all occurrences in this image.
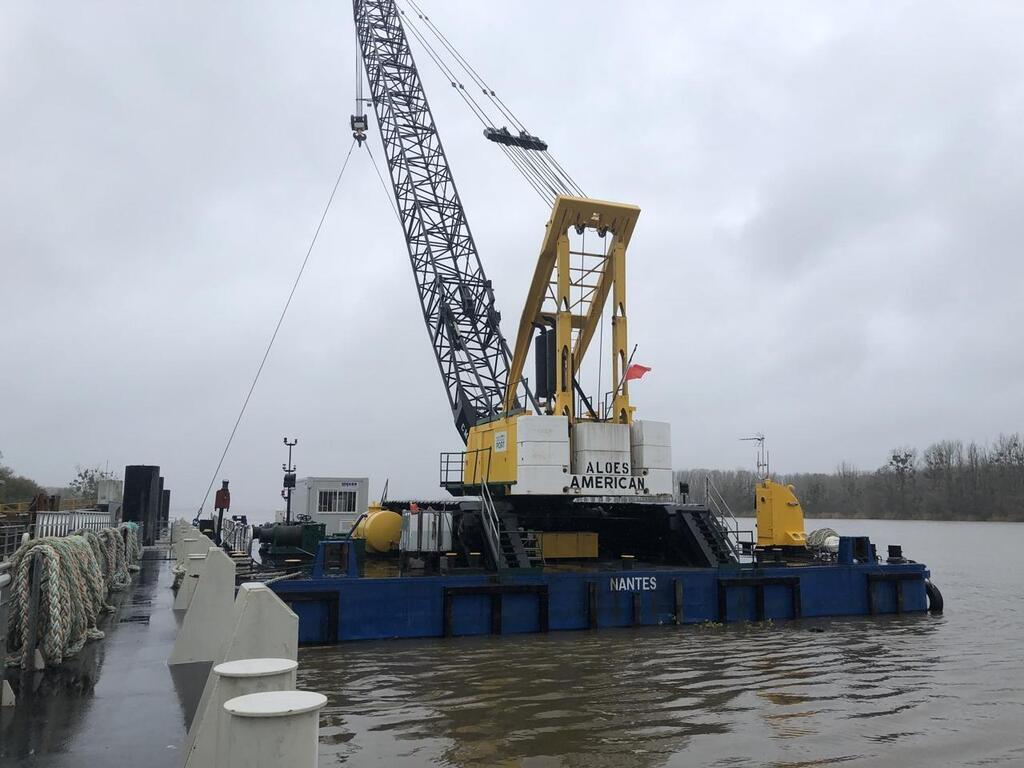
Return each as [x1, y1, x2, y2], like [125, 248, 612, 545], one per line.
[288, 477, 369, 534]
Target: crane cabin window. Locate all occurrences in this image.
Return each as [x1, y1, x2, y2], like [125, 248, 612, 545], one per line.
[318, 490, 356, 513]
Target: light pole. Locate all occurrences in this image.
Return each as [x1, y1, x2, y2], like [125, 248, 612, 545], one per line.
[282, 438, 297, 524]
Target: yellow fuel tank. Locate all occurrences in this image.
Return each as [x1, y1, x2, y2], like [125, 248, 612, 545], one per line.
[352, 506, 402, 554]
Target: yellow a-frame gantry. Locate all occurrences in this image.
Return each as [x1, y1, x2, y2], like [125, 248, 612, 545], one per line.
[505, 195, 641, 424]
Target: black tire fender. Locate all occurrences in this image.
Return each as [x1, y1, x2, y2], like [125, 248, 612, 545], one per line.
[925, 578, 944, 614]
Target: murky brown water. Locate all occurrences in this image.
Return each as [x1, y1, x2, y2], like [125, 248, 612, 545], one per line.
[299, 519, 1024, 766]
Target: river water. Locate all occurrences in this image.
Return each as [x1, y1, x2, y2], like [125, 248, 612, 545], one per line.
[298, 519, 1024, 767]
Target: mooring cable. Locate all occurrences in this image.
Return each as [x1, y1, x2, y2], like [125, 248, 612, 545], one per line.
[195, 138, 358, 518]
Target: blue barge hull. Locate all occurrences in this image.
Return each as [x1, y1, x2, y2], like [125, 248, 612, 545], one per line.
[271, 560, 931, 644]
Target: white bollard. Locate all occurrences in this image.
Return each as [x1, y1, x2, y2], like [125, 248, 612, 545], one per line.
[181, 583, 300, 766]
[169, 548, 236, 665]
[183, 658, 297, 768]
[222, 691, 327, 768]
[173, 553, 208, 612]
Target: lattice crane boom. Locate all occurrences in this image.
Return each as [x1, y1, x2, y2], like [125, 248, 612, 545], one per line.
[353, 0, 532, 442]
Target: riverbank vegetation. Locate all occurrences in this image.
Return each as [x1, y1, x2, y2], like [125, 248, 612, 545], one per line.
[679, 434, 1024, 522]
[0, 453, 44, 503]
[0, 456, 116, 505]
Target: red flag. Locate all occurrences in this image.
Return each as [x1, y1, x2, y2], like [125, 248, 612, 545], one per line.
[625, 364, 651, 381]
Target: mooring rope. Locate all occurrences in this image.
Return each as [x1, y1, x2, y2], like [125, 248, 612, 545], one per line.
[4, 525, 142, 668]
[806, 528, 840, 548]
[120, 522, 142, 571]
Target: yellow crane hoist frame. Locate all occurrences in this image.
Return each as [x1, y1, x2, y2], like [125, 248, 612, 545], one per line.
[461, 196, 641, 490]
[504, 195, 641, 424]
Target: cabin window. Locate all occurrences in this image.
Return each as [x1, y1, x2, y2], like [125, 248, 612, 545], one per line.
[318, 490, 356, 513]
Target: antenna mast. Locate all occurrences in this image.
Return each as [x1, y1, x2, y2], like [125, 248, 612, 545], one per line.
[741, 433, 769, 480]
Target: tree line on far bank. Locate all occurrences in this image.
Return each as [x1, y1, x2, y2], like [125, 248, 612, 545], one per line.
[0, 453, 117, 505]
[6, 435, 1024, 521]
[0, 453, 44, 503]
[677, 434, 1024, 522]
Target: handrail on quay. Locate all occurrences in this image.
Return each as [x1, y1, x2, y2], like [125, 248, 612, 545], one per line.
[1, 524, 30, 561]
[1, 511, 115, 555]
[1, 560, 14, 706]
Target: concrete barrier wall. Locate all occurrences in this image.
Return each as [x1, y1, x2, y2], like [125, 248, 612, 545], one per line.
[169, 548, 235, 665]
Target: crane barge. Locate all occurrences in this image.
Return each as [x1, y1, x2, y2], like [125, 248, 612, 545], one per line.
[268, 0, 942, 642]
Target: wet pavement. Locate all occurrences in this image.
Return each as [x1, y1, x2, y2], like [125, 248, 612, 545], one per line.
[1, 550, 205, 767]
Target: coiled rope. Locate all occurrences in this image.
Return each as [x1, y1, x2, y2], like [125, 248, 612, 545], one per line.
[121, 522, 142, 571]
[806, 528, 840, 548]
[4, 524, 141, 668]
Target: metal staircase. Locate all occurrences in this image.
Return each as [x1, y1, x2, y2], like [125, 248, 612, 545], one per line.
[703, 476, 755, 563]
[679, 509, 736, 566]
[479, 483, 535, 570]
[496, 512, 534, 569]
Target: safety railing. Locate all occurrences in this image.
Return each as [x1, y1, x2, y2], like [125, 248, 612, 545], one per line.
[519, 529, 545, 566]
[1, 524, 29, 562]
[222, 518, 253, 555]
[443, 445, 505, 568]
[439, 447, 491, 489]
[478, 478, 504, 569]
[703, 476, 756, 563]
[33, 509, 115, 539]
[438, 452, 463, 487]
[1, 560, 11, 676]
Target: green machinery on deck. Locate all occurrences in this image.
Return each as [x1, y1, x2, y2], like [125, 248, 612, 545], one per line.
[252, 521, 327, 567]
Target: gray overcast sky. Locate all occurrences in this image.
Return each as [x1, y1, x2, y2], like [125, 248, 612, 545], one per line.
[3, 1, 1022, 520]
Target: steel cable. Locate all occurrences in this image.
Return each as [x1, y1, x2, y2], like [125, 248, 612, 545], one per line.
[194, 139, 358, 517]
[397, 0, 585, 201]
